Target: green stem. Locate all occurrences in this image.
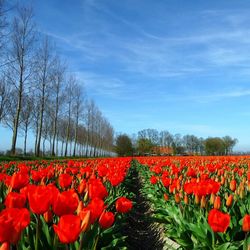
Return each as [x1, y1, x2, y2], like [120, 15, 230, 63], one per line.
[53, 234, 58, 250]
[35, 215, 41, 250]
[79, 233, 84, 250]
[93, 234, 99, 250]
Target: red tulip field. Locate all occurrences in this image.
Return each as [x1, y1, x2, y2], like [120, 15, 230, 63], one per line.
[0, 156, 249, 249]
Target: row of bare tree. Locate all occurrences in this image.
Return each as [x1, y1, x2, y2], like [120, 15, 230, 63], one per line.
[0, 2, 114, 157]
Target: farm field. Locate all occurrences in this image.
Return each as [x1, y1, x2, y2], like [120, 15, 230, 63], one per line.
[1, 1, 250, 249]
[0, 156, 249, 250]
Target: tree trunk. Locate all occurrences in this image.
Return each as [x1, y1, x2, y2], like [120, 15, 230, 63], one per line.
[43, 137, 46, 156]
[64, 111, 71, 157]
[23, 123, 28, 155]
[61, 140, 64, 157]
[36, 83, 45, 156]
[56, 134, 59, 156]
[73, 120, 78, 157]
[52, 88, 59, 156]
[11, 82, 23, 155]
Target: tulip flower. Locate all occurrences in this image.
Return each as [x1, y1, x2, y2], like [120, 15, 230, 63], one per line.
[53, 215, 81, 244]
[27, 185, 52, 214]
[150, 176, 158, 184]
[58, 173, 73, 189]
[116, 197, 133, 213]
[52, 189, 79, 216]
[88, 179, 108, 200]
[242, 214, 250, 232]
[4, 192, 26, 208]
[8, 172, 30, 191]
[99, 211, 115, 229]
[208, 209, 230, 233]
[0, 208, 30, 244]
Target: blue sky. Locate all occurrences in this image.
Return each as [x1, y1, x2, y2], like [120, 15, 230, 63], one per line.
[2, 0, 250, 152]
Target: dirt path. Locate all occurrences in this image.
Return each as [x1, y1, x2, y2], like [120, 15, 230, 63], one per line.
[123, 167, 164, 250]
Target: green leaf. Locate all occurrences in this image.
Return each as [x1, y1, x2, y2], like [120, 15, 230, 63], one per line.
[188, 223, 207, 239]
[215, 242, 231, 250]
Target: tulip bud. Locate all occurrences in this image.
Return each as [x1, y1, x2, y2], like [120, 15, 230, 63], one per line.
[226, 194, 233, 207]
[224, 192, 228, 200]
[0, 242, 10, 250]
[177, 180, 181, 191]
[195, 194, 200, 205]
[77, 201, 83, 215]
[80, 210, 91, 232]
[200, 196, 206, 208]
[210, 193, 215, 205]
[230, 179, 236, 192]
[239, 187, 245, 199]
[77, 180, 86, 195]
[163, 193, 169, 201]
[213, 196, 221, 209]
[43, 209, 53, 223]
[220, 176, 225, 185]
[184, 194, 189, 205]
[174, 193, 180, 203]
[83, 191, 89, 203]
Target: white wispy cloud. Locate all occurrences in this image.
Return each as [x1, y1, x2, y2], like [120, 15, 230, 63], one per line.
[43, 3, 250, 80]
[74, 71, 128, 98]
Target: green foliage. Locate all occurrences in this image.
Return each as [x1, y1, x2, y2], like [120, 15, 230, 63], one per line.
[137, 138, 154, 155]
[205, 136, 238, 156]
[205, 137, 226, 155]
[115, 134, 133, 156]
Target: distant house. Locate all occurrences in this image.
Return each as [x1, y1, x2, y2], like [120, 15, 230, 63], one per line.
[152, 146, 173, 156]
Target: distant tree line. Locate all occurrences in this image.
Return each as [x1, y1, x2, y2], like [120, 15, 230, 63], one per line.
[115, 129, 238, 156]
[0, 2, 114, 157]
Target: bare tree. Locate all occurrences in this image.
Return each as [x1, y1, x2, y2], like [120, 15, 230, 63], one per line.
[72, 83, 85, 157]
[0, 0, 7, 55]
[51, 57, 65, 156]
[0, 76, 10, 122]
[64, 75, 76, 156]
[8, 5, 36, 155]
[3, 88, 19, 132]
[34, 36, 54, 156]
[20, 94, 33, 155]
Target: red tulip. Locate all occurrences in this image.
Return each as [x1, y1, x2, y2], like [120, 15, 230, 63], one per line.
[8, 172, 29, 190]
[150, 176, 158, 184]
[88, 179, 108, 200]
[0, 208, 30, 244]
[4, 192, 26, 208]
[27, 185, 52, 214]
[53, 190, 79, 216]
[86, 197, 105, 224]
[99, 211, 115, 229]
[208, 209, 230, 233]
[58, 173, 73, 189]
[242, 214, 250, 232]
[53, 215, 81, 244]
[116, 197, 132, 213]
